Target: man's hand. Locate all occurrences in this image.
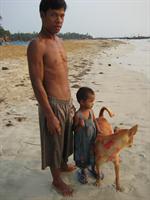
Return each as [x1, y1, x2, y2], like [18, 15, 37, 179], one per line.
[46, 115, 61, 135]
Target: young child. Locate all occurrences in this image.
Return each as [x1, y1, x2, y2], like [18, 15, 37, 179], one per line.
[73, 87, 103, 184]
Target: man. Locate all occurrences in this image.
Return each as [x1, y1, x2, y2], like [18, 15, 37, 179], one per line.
[27, 0, 75, 196]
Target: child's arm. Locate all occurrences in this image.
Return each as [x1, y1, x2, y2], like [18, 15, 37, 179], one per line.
[73, 112, 84, 131]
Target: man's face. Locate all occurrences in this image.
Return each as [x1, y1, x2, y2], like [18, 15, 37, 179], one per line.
[41, 8, 65, 33]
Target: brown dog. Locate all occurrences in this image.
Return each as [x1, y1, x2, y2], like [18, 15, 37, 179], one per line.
[96, 107, 114, 136]
[96, 107, 121, 169]
[94, 124, 138, 191]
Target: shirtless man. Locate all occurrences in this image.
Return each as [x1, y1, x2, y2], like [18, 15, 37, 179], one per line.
[27, 0, 75, 196]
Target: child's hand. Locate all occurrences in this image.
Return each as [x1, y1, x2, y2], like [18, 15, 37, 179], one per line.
[79, 118, 85, 127]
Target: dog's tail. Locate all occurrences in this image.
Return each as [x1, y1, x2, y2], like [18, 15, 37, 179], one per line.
[99, 107, 114, 117]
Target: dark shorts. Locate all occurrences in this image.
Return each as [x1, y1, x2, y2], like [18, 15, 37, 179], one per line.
[38, 96, 75, 169]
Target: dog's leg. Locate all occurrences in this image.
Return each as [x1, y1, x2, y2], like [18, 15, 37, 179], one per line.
[94, 162, 101, 186]
[113, 156, 123, 192]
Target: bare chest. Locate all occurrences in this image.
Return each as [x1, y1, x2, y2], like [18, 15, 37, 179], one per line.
[43, 43, 67, 71]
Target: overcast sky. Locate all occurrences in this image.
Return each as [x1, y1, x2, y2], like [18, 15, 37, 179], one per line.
[0, 0, 150, 37]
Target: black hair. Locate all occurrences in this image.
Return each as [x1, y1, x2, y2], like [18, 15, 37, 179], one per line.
[76, 87, 95, 103]
[39, 0, 67, 13]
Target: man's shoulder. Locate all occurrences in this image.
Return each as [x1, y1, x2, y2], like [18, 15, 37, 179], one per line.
[27, 36, 45, 54]
[28, 36, 44, 48]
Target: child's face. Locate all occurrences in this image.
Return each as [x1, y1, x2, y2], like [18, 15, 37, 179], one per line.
[81, 94, 95, 109]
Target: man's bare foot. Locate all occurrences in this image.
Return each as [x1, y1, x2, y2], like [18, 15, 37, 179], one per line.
[60, 163, 76, 172]
[52, 179, 73, 196]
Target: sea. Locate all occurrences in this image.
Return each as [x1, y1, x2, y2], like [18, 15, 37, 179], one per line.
[1, 40, 29, 46]
[116, 39, 150, 81]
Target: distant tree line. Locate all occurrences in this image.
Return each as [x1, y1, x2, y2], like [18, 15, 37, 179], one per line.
[0, 26, 11, 38]
[0, 15, 93, 41]
[0, 16, 11, 42]
[97, 36, 150, 40]
[0, 20, 93, 42]
[10, 32, 38, 41]
[59, 32, 93, 40]
[0, 31, 93, 41]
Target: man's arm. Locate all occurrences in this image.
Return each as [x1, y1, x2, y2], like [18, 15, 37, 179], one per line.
[27, 40, 61, 134]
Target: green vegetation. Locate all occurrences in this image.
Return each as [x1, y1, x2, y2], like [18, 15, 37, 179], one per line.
[0, 16, 11, 40]
[59, 32, 93, 40]
[8, 32, 93, 41]
[0, 26, 11, 38]
[10, 32, 38, 41]
[0, 15, 93, 41]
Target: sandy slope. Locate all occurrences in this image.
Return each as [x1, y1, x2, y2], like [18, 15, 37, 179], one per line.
[0, 39, 150, 200]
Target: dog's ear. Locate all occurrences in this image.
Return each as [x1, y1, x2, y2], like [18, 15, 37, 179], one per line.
[128, 125, 138, 136]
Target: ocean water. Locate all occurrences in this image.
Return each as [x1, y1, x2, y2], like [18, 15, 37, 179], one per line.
[3, 41, 29, 46]
[118, 39, 150, 81]
[12, 41, 29, 46]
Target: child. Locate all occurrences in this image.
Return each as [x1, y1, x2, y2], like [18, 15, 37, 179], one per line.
[73, 87, 103, 184]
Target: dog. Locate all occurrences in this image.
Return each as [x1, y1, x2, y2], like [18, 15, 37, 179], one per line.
[96, 106, 122, 165]
[96, 107, 115, 136]
[94, 124, 138, 191]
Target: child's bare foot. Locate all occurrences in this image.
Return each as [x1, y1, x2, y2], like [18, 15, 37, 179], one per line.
[52, 179, 73, 196]
[61, 163, 76, 172]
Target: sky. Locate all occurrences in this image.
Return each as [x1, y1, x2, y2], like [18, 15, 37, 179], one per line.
[0, 0, 150, 38]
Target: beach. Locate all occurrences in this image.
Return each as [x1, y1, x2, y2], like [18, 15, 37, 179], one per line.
[0, 39, 150, 200]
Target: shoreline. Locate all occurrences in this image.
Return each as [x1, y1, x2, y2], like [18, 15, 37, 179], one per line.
[0, 39, 150, 200]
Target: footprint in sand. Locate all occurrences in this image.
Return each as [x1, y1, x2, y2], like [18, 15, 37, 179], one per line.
[0, 98, 5, 103]
[5, 120, 14, 127]
[14, 116, 27, 122]
[123, 184, 135, 193]
[2, 67, 9, 70]
[111, 183, 135, 193]
[72, 84, 80, 89]
[15, 83, 25, 87]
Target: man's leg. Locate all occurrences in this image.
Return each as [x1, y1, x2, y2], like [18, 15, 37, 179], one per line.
[50, 167, 73, 196]
[60, 114, 76, 172]
[60, 161, 76, 172]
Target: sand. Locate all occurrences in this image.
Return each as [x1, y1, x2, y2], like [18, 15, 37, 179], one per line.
[0, 39, 150, 200]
